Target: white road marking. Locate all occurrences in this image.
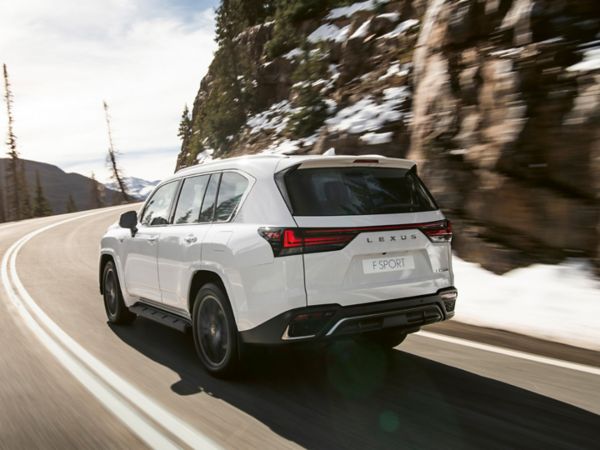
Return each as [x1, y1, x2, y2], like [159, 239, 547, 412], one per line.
[417, 331, 600, 376]
[1, 208, 221, 450]
[1, 246, 179, 450]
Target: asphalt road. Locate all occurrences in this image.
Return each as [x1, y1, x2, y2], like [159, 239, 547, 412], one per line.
[1, 206, 599, 449]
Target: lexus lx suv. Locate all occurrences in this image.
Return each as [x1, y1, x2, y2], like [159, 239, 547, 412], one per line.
[99, 155, 457, 376]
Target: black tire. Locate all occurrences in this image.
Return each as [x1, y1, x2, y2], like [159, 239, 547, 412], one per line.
[102, 261, 136, 325]
[192, 283, 241, 377]
[360, 329, 407, 349]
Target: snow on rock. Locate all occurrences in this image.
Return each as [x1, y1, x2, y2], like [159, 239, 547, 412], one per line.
[377, 12, 400, 22]
[265, 139, 299, 154]
[263, 133, 320, 155]
[283, 48, 303, 60]
[350, 18, 372, 40]
[568, 45, 600, 72]
[326, 87, 410, 134]
[327, 0, 390, 20]
[360, 131, 393, 145]
[453, 256, 600, 351]
[379, 19, 419, 39]
[246, 101, 294, 135]
[308, 24, 351, 43]
[378, 62, 410, 80]
[196, 148, 214, 164]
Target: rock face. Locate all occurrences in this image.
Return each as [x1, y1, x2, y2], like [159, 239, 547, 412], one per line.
[177, 0, 600, 274]
[410, 0, 600, 272]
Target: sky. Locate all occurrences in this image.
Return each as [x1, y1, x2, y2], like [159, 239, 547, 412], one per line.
[0, 0, 219, 183]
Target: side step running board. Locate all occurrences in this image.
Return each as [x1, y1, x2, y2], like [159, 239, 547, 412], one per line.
[129, 302, 191, 333]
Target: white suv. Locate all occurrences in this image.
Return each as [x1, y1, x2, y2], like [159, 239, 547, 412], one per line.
[99, 155, 457, 376]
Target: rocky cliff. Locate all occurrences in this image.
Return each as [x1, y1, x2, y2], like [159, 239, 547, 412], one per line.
[177, 0, 600, 274]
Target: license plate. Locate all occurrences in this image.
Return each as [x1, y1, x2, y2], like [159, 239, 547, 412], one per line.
[362, 255, 415, 274]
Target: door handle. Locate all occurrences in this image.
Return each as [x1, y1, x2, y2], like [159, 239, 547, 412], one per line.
[184, 235, 198, 244]
[147, 236, 158, 244]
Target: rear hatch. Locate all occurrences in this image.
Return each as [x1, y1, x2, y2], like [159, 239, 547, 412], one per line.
[277, 157, 453, 307]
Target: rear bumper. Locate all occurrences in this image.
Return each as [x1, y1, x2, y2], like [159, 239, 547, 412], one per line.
[239, 287, 457, 345]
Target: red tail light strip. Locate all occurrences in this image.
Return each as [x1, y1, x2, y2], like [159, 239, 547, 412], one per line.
[259, 220, 452, 257]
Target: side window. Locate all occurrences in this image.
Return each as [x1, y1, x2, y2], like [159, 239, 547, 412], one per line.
[140, 181, 179, 226]
[198, 174, 220, 222]
[215, 172, 249, 222]
[173, 175, 210, 224]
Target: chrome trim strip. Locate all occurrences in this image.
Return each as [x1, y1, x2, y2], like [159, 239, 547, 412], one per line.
[325, 308, 432, 336]
[281, 325, 316, 341]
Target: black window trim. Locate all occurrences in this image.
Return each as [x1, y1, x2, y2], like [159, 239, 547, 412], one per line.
[169, 173, 212, 226]
[162, 169, 254, 227]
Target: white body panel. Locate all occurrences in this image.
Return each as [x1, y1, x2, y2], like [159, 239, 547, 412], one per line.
[122, 225, 162, 301]
[157, 224, 208, 311]
[100, 154, 455, 332]
[294, 211, 453, 307]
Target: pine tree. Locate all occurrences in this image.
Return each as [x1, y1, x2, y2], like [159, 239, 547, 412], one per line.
[32, 171, 52, 217]
[3, 63, 32, 221]
[66, 194, 77, 213]
[178, 104, 192, 145]
[89, 172, 105, 209]
[103, 101, 129, 204]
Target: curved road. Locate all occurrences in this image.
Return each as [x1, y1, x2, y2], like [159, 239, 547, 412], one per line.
[1, 206, 599, 449]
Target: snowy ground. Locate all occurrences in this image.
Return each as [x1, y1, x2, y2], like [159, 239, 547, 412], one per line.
[453, 256, 600, 351]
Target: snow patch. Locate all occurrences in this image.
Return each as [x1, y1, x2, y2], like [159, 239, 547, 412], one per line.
[246, 101, 295, 135]
[454, 256, 600, 351]
[379, 19, 419, 39]
[308, 24, 351, 43]
[283, 48, 303, 60]
[568, 45, 600, 72]
[376, 12, 400, 22]
[262, 133, 320, 155]
[326, 87, 410, 134]
[378, 62, 410, 80]
[327, 0, 390, 20]
[360, 131, 393, 145]
[350, 18, 372, 40]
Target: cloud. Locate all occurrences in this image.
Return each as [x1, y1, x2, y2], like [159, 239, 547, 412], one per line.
[0, 0, 217, 182]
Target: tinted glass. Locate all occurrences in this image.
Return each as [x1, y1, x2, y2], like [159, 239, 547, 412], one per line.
[140, 181, 179, 226]
[215, 172, 249, 222]
[285, 167, 437, 216]
[173, 175, 210, 224]
[199, 174, 220, 222]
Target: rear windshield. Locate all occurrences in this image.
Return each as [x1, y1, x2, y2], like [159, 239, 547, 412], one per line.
[283, 167, 438, 216]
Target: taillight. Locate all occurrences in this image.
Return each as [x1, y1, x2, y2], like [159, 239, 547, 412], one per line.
[420, 220, 452, 243]
[258, 227, 355, 256]
[258, 220, 452, 257]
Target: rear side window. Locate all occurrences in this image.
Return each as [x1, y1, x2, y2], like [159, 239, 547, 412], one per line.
[284, 167, 437, 216]
[215, 172, 249, 222]
[199, 174, 220, 222]
[173, 175, 210, 224]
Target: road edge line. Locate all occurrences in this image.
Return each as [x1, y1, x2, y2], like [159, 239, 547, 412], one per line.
[417, 330, 600, 376]
[5, 208, 221, 449]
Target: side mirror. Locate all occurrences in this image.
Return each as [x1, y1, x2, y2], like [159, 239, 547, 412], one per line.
[119, 211, 138, 236]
